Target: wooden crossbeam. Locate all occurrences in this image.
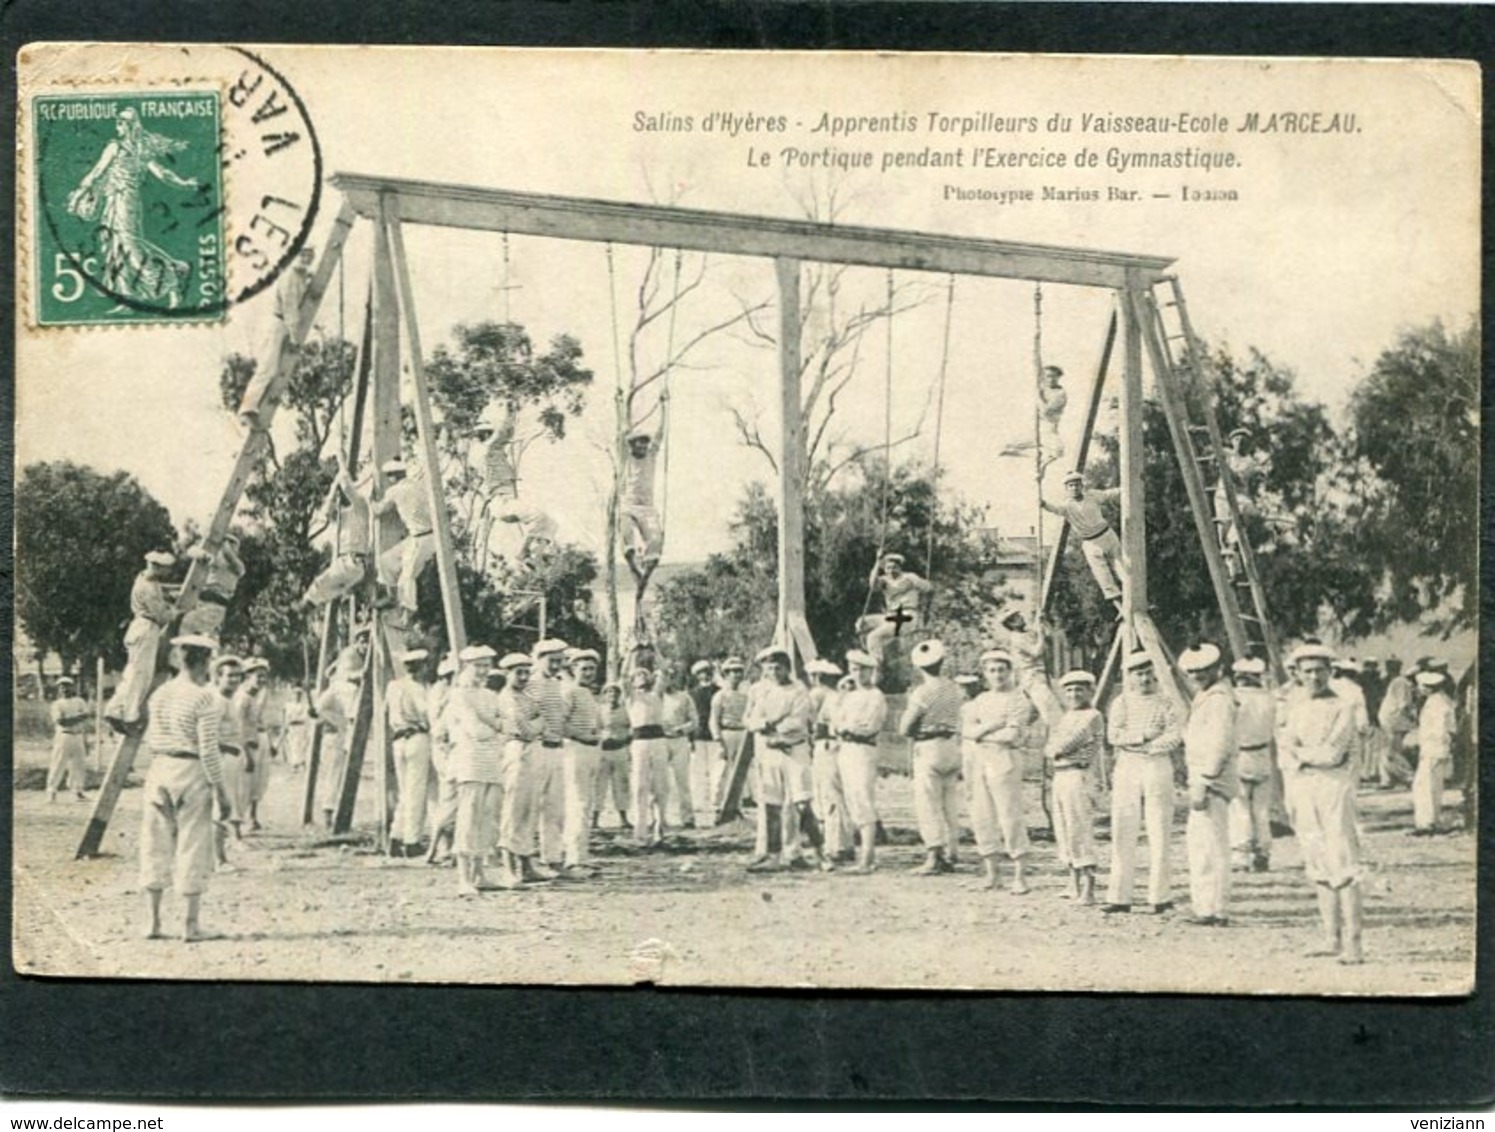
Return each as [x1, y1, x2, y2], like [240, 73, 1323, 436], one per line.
[331, 173, 1174, 289]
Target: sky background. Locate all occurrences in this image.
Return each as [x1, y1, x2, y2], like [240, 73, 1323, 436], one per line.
[18, 50, 1479, 597]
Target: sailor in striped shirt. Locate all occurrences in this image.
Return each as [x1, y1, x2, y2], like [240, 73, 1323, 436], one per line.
[387, 649, 434, 858]
[594, 681, 633, 830]
[371, 458, 437, 615]
[447, 645, 507, 893]
[962, 649, 1037, 893]
[1103, 653, 1183, 914]
[497, 652, 553, 883]
[138, 635, 231, 942]
[560, 649, 603, 874]
[529, 638, 572, 867]
[901, 639, 965, 876]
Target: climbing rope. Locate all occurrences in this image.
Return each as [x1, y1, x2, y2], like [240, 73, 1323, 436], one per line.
[924, 275, 956, 578]
[1032, 283, 1046, 612]
[862, 270, 897, 619]
[656, 248, 684, 551]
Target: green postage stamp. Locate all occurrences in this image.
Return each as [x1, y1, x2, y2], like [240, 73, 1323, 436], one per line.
[32, 90, 226, 326]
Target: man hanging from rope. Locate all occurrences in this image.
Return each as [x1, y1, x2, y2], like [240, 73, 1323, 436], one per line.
[470, 402, 559, 567]
[299, 451, 372, 611]
[1040, 470, 1126, 615]
[1037, 365, 1068, 470]
[621, 423, 665, 606]
[371, 457, 437, 618]
[861, 552, 933, 666]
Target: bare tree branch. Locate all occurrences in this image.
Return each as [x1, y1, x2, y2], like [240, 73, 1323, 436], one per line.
[727, 404, 778, 475]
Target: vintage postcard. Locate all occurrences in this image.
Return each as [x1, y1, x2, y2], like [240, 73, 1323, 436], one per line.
[12, 44, 1478, 994]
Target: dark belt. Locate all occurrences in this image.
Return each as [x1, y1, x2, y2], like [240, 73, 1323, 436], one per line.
[570, 737, 599, 747]
[1080, 526, 1114, 542]
[407, 529, 433, 538]
[814, 723, 831, 740]
[58, 728, 89, 735]
[1053, 763, 1088, 772]
[199, 590, 230, 607]
[1238, 743, 1270, 752]
[160, 750, 199, 760]
[220, 745, 241, 755]
[601, 738, 629, 751]
[840, 734, 878, 746]
[914, 728, 957, 741]
[541, 739, 565, 749]
[392, 727, 428, 741]
[631, 725, 664, 740]
[721, 725, 746, 733]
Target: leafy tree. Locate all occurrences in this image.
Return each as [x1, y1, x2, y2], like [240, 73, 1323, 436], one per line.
[1057, 343, 1374, 653]
[653, 459, 1017, 678]
[1345, 318, 1478, 635]
[16, 462, 177, 674]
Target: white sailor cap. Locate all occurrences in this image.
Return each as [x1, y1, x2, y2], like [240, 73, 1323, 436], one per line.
[498, 652, 534, 671]
[602, 681, 623, 693]
[399, 648, 429, 665]
[807, 659, 843, 677]
[910, 639, 946, 669]
[1425, 658, 1451, 672]
[381, 458, 407, 475]
[56, 675, 75, 686]
[690, 660, 714, 676]
[1415, 671, 1446, 688]
[1178, 643, 1223, 673]
[570, 648, 601, 664]
[755, 645, 790, 664]
[242, 658, 270, 674]
[1290, 643, 1334, 665]
[437, 655, 457, 678]
[1232, 657, 1267, 676]
[954, 674, 981, 687]
[627, 428, 653, 442]
[212, 655, 243, 671]
[845, 649, 877, 670]
[533, 638, 569, 658]
[1332, 657, 1361, 673]
[1228, 426, 1252, 441]
[222, 531, 240, 544]
[979, 648, 1014, 666]
[1059, 670, 1098, 689]
[881, 552, 906, 566]
[1123, 651, 1155, 672]
[145, 550, 176, 566]
[1062, 470, 1085, 485]
[721, 656, 746, 671]
[460, 645, 498, 664]
[171, 633, 219, 652]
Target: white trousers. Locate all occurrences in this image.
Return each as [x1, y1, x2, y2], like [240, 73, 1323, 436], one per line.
[593, 745, 631, 819]
[378, 533, 436, 613]
[630, 738, 670, 841]
[1187, 792, 1231, 919]
[106, 617, 164, 724]
[393, 733, 432, 844]
[1108, 752, 1176, 906]
[836, 741, 880, 828]
[1412, 752, 1450, 831]
[48, 733, 88, 795]
[912, 738, 962, 855]
[139, 756, 214, 896]
[664, 736, 695, 825]
[317, 731, 348, 815]
[812, 739, 852, 855]
[562, 741, 600, 865]
[965, 742, 1030, 860]
[1080, 528, 1125, 602]
[304, 554, 368, 606]
[1229, 776, 1273, 865]
[532, 747, 565, 862]
[498, 740, 537, 855]
[1050, 767, 1097, 869]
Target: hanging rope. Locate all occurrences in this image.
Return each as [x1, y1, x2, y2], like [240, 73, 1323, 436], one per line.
[501, 231, 512, 324]
[1032, 283, 1046, 616]
[924, 275, 956, 578]
[605, 243, 626, 443]
[657, 248, 684, 548]
[862, 269, 897, 619]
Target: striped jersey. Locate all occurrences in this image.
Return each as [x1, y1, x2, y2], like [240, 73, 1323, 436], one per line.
[960, 687, 1035, 746]
[564, 682, 602, 743]
[497, 685, 541, 742]
[531, 673, 572, 744]
[445, 684, 505, 783]
[1107, 691, 1182, 754]
[902, 675, 964, 737]
[143, 675, 226, 787]
[1046, 708, 1104, 770]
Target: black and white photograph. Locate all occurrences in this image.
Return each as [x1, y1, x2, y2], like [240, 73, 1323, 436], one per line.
[12, 44, 1479, 995]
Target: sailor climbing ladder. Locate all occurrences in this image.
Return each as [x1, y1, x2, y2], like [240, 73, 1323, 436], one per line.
[1141, 276, 1286, 682]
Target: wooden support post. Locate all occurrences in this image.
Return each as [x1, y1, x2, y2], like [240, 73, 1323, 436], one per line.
[76, 734, 141, 858]
[1040, 307, 1117, 614]
[304, 290, 374, 825]
[774, 257, 817, 666]
[333, 643, 375, 834]
[1118, 279, 1149, 630]
[387, 206, 469, 656]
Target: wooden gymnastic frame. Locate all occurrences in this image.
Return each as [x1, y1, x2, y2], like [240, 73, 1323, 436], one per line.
[77, 171, 1278, 855]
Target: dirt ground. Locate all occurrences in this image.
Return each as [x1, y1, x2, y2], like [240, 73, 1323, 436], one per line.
[11, 736, 1475, 994]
